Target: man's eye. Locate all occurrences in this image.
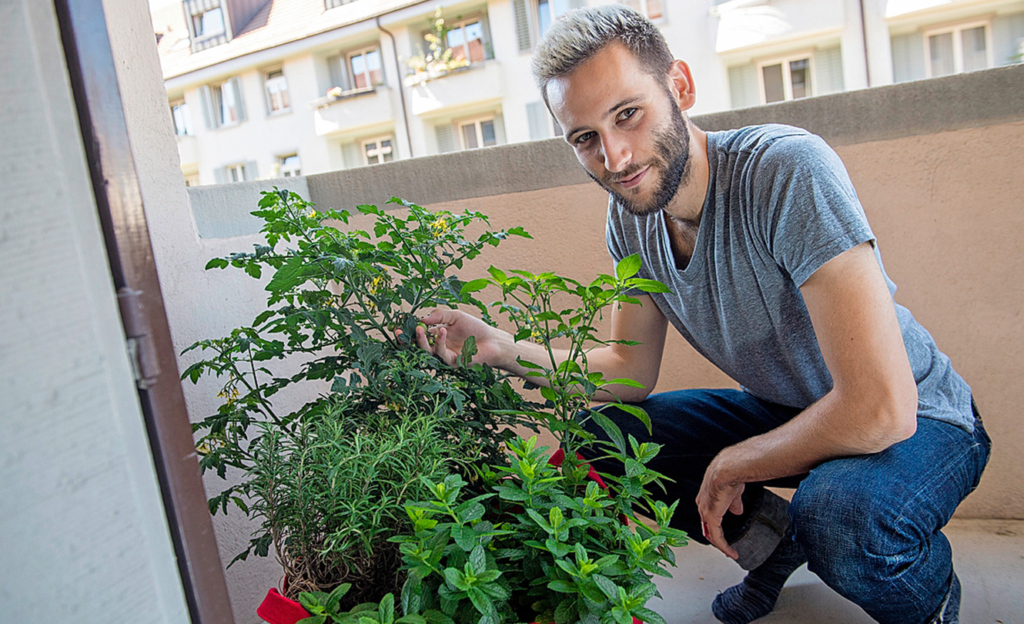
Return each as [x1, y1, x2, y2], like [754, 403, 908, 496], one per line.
[574, 132, 595, 146]
[618, 107, 637, 121]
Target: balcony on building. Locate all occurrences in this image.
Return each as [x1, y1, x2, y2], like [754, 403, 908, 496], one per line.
[311, 86, 395, 137]
[407, 61, 503, 117]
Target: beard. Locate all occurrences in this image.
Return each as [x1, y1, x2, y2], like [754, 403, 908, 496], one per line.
[587, 103, 691, 217]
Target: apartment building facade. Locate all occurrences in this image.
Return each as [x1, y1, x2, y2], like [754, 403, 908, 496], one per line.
[154, 0, 1024, 186]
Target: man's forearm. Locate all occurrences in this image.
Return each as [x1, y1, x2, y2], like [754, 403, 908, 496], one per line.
[709, 388, 918, 486]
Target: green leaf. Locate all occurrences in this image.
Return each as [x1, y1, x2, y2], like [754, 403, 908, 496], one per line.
[379, 594, 395, 623]
[459, 278, 490, 297]
[593, 575, 619, 601]
[615, 254, 642, 280]
[589, 409, 627, 456]
[633, 607, 666, 624]
[603, 378, 645, 388]
[487, 266, 507, 283]
[548, 579, 577, 594]
[610, 403, 652, 435]
[266, 255, 306, 293]
[629, 278, 671, 293]
[205, 257, 230, 270]
[244, 262, 263, 279]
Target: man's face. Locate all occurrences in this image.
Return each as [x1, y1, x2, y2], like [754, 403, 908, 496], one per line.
[547, 42, 692, 216]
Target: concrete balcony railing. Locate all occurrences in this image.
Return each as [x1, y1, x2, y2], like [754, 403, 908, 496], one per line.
[407, 61, 503, 117]
[176, 134, 197, 167]
[312, 86, 395, 137]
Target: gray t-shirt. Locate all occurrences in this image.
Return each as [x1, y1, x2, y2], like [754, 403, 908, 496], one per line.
[606, 124, 974, 431]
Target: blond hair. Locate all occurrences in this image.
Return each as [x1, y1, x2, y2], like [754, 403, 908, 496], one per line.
[531, 5, 674, 106]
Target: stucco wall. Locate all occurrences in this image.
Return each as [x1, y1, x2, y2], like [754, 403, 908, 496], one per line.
[0, 0, 190, 621]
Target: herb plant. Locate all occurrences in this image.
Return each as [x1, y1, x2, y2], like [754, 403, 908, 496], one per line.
[393, 259, 689, 624]
[183, 190, 533, 605]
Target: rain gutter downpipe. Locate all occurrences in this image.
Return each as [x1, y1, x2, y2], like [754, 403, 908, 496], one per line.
[377, 16, 414, 158]
[858, 0, 872, 87]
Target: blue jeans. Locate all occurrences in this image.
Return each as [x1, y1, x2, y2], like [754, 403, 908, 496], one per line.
[583, 389, 991, 624]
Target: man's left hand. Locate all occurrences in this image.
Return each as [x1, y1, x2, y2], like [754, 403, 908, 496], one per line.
[696, 455, 744, 560]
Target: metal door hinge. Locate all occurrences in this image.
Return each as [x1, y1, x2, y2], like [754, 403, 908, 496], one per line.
[117, 287, 161, 389]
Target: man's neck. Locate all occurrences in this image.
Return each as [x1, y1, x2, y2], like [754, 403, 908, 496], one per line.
[664, 125, 709, 225]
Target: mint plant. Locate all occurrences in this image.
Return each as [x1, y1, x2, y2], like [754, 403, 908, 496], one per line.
[183, 190, 533, 605]
[393, 258, 688, 624]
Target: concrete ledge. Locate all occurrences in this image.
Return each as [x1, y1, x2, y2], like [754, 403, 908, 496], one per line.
[190, 177, 310, 239]
[698, 63, 1024, 146]
[304, 138, 591, 212]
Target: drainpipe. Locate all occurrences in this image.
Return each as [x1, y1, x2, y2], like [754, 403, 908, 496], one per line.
[858, 0, 872, 87]
[377, 16, 414, 158]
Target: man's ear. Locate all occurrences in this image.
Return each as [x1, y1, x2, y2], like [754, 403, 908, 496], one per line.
[667, 60, 696, 112]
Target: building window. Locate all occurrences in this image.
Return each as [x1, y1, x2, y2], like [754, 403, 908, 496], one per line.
[757, 54, 812, 104]
[459, 118, 497, 150]
[264, 69, 291, 114]
[225, 163, 246, 182]
[621, 0, 664, 21]
[536, 0, 570, 39]
[199, 77, 246, 128]
[184, 172, 200, 187]
[925, 23, 991, 78]
[192, 7, 225, 38]
[348, 48, 384, 91]
[170, 100, 193, 136]
[362, 137, 394, 165]
[278, 153, 301, 177]
[447, 19, 487, 64]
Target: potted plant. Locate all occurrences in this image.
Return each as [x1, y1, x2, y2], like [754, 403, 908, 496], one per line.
[182, 190, 534, 614]
[391, 262, 689, 624]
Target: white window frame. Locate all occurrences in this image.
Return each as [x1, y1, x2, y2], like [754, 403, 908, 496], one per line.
[170, 99, 193, 137]
[457, 116, 498, 150]
[184, 171, 200, 187]
[756, 52, 815, 104]
[361, 136, 395, 165]
[224, 163, 246, 183]
[446, 16, 489, 65]
[214, 80, 242, 127]
[346, 46, 385, 92]
[192, 7, 225, 39]
[533, 0, 571, 42]
[923, 20, 994, 78]
[263, 68, 291, 115]
[277, 153, 301, 178]
[620, 0, 666, 22]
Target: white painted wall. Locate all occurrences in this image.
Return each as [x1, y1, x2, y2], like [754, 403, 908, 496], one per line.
[0, 0, 190, 621]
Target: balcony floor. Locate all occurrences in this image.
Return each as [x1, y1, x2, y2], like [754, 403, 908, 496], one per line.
[649, 519, 1024, 622]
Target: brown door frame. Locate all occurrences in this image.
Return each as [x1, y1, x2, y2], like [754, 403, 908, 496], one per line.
[53, 0, 235, 622]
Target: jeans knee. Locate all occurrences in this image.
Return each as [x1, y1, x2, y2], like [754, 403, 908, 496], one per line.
[789, 474, 922, 595]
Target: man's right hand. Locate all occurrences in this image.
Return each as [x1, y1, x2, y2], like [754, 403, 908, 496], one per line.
[414, 309, 511, 369]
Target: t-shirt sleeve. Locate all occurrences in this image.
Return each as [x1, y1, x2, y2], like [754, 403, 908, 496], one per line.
[753, 133, 875, 286]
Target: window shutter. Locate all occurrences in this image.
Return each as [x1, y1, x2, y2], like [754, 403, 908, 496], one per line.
[814, 46, 845, 96]
[229, 77, 247, 122]
[244, 160, 257, 181]
[198, 85, 217, 129]
[527, 101, 550, 141]
[492, 113, 506, 145]
[326, 54, 343, 91]
[213, 166, 226, 184]
[891, 32, 925, 83]
[480, 15, 495, 60]
[435, 124, 457, 154]
[341, 142, 361, 168]
[512, 0, 532, 53]
[727, 64, 759, 109]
